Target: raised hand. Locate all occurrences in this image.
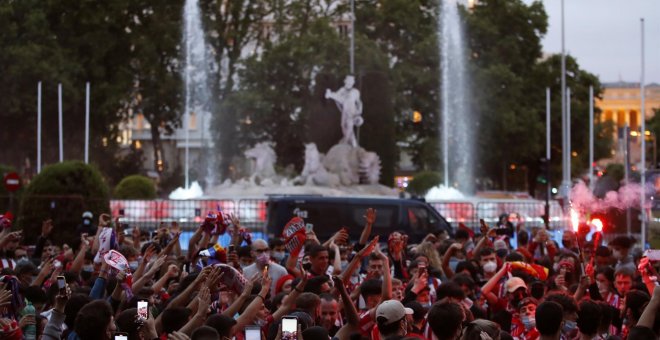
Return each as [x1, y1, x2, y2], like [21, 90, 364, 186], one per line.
[364, 208, 377, 225]
[359, 236, 379, 257]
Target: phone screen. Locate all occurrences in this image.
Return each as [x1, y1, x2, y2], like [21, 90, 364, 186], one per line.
[57, 276, 66, 290]
[114, 334, 128, 340]
[245, 326, 261, 340]
[137, 300, 148, 321]
[282, 317, 297, 340]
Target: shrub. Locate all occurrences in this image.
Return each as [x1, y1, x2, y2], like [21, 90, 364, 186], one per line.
[407, 171, 442, 196]
[114, 175, 156, 199]
[18, 161, 110, 244]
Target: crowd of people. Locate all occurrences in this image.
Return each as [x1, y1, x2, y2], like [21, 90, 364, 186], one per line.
[0, 207, 657, 340]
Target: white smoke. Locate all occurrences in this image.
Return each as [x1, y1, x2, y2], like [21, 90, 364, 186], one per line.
[570, 181, 651, 213]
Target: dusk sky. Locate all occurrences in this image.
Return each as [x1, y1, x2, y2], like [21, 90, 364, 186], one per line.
[522, 0, 660, 84]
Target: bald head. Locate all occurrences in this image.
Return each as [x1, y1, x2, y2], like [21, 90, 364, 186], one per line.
[252, 239, 268, 250]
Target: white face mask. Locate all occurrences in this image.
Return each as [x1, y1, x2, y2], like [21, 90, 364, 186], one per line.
[272, 251, 285, 262]
[597, 281, 609, 295]
[482, 261, 497, 273]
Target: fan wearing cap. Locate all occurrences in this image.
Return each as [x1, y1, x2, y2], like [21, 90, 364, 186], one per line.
[510, 297, 540, 340]
[76, 211, 97, 236]
[372, 300, 413, 339]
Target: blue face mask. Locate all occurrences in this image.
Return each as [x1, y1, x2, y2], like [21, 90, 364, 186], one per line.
[521, 315, 536, 330]
[562, 320, 577, 334]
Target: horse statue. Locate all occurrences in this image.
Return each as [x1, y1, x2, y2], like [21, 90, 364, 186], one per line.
[294, 143, 340, 186]
[244, 142, 277, 185]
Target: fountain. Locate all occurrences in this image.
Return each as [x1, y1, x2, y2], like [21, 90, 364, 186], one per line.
[439, 0, 473, 194]
[170, 0, 215, 199]
[182, 0, 215, 189]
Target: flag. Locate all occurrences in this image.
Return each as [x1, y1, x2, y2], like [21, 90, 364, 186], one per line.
[459, 222, 474, 238]
[510, 261, 549, 280]
[199, 244, 227, 263]
[283, 217, 306, 258]
[94, 227, 118, 263]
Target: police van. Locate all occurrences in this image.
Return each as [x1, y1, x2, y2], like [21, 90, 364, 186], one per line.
[265, 195, 452, 243]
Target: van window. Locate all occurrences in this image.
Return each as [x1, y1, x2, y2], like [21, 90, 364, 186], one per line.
[407, 206, 431, 232]
[349, 205, 397, 228]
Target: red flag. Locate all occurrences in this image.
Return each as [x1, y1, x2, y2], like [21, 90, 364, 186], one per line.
[459, 222, 474, 238]
[283, 217, 306, 258]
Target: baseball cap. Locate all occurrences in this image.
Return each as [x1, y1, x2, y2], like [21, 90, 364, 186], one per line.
[505, 277, 527, 293]
[376, 300, 413, 325]
[82, 211, 93, 219]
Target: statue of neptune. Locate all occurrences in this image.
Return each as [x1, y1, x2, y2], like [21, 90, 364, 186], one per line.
[325, 75, 363, 147]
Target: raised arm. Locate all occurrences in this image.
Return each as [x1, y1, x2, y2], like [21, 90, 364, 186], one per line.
[358, 208, 376, 247]
[232, 275, 273, 335]
[442, 243, 462, 279]
[333, 275, 360, 340]
[340, 236, 378, 285]
[481, 263, 510, 304]
[377, 246, 392, 301]
[272, 268, 308, 321]
[179, 286, 211, 335]
[637, 285, 660, 329]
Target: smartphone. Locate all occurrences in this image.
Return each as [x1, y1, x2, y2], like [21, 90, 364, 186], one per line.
[114, 333, 128, 340]
[262, 265, 269, 277]
[305, 223, 314, 232]
[418, 263, 427, 276]
[281, 316, 298, 340]
[137, 300, 148, 321]
[228, 244, 235, 253]
[57, 276, 66, 293]
[245, 326, 261, 340]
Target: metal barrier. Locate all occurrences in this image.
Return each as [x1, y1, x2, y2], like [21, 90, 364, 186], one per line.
[427, 199, 566, 230]
[110, 199, 237, 229]
[427, 201, 477, 229]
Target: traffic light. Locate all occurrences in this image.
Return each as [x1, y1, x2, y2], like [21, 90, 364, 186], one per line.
[537, 158, 549, 184]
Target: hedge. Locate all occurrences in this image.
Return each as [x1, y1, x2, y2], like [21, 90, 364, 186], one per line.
[114, 175, 156, 199]
[18, 161, 110, 244]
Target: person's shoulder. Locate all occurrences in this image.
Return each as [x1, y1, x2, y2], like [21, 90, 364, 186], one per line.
[243, 263, 258, 274]
[269, 262, 287, 273]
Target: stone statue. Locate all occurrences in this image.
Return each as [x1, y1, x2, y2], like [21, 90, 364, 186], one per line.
[294, 143, 340, 186]
[244, 142, 277, 184]
[325, 75, 363, 147]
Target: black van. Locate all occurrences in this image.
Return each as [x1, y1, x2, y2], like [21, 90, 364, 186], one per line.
[265, 195, 452, 243]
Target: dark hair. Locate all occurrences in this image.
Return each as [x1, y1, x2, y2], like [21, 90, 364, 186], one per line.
[295, 293, 321, 317]
[237, 245, 252, 258]
[436, 282, 465, 300]
[305, 275, 330, 295]
[74, 300, 113, 340]
[455, 261, 479, 282]
[615, 266, 634, 279]
[577, 300, 601, 335]
[360, 279, 382, 298]
[161, 307, 192, 334]
[545, 292, 578, 315]
[376, 315, 404, 337]
[462, 319, 501, 340]
[452, 273, 476, 291]
[595, 266, 615, 283]
[625, 290, 650, 322]
[23, 286, 47, 305]
[477, 248, 495, 259]
[64, 294, 92, 330]
[535, 301, 564, 336]
[428, 302, 464, 340]
[455, 229, 470, 240]
[309, 245, 329, 258]
[191, 326, 220, 340]
[504, 252, 524, 262]
[595, 245, 611, 257]
[205, 314, 237, 338]
[319, 293, 336, 302]
[268, 238, 285, 249]
[301, 326, 329, 340]
[115, 308, 140, 340]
